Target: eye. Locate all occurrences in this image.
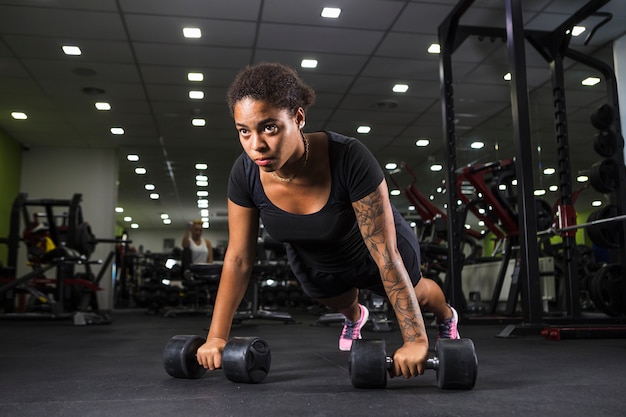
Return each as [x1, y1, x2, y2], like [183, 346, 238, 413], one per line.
[238, 128, 250, 136]
[264, 124, 277, 133]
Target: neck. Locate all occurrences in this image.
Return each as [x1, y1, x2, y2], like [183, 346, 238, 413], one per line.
[272, 131, 310, 183]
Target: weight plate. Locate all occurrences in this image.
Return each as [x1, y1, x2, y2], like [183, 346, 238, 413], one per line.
[590, 104, 614, 130]
[349, 339, 387, 389]
[590, 264, 625, 317]
[436, 338, 478, 390]
[222, 337, 271, 384]
[593, 130, 617, 157]
[163, 335, 207, 379]
[590, 159, 619, 194]
[587, 205, 623, 249]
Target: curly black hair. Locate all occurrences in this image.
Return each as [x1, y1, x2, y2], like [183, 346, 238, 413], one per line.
[226, 62, 316, 116]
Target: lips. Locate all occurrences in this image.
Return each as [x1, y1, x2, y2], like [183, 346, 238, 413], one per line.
[255, 158, 272, 167]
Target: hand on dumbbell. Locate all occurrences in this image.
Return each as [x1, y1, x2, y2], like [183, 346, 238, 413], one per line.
[196, 337, 227, 370]
[349, 338, 478, 389]
[163, 335, 271, 383]
[388, 341, 430, 378]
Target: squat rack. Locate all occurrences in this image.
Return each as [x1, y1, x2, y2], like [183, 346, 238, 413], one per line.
[438, 0, 626, 325]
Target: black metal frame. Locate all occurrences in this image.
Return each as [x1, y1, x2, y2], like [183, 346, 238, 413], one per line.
[438, 0, 624, 324]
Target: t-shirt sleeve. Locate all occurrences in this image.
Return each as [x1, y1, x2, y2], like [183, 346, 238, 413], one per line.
[227, 153, 256, 208]
[343, 139, 385, 202]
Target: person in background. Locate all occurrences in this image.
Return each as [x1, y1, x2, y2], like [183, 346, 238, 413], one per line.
[181, 219, 213, 264]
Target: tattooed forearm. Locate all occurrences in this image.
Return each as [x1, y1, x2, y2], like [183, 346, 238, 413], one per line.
[353, 188, 427, 344]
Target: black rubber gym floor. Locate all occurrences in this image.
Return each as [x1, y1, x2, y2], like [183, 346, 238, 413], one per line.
[1, 309, 625, 417]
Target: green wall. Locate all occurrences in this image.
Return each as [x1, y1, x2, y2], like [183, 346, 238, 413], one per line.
[0, 128, 22, 266]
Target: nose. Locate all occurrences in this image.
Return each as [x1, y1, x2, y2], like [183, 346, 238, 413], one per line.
[249, 133, 268, 152]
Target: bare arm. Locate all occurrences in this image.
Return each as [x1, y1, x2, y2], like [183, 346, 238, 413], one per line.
[181, 225, 191, 248]
[197, 199, 259, 370]
[352, 179, 428, 376]
[205, 239, 214, 263]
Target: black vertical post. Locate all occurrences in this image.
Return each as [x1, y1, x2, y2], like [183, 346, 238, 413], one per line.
[550, 53, 581, 318]
[504, 0, 543, 323]
[438, 0, 475, 313]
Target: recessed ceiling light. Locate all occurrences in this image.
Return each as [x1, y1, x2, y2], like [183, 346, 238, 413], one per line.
[392, 84, 409, 93]
[427, 43, 441, 54]
[183, 27, 202, 38]
[301, 59, 318, 68]
[470, 141, 484, 149]
[430, 164, 443, 172]
[415, 139, 430, 147]
[150, 193, 159, 200]
[124, 216, 132, 222]
[543, 167, 556, 175]
[145, 184, 155, 190]
[188, 72, 204, 81]
[390, 189, 401, 196]
[130, 223, 139, 229]
[160, 214, 169, 219]
[62, 45, 82, 56]
[321, 7, 341, 18]
[571, 26, 586, 36]
[195, 163, 208, 170]
[11, 112, 27, 120]
[582, 77, 600, 86]
[577, 175, 589, 182]
[110, 127, 125, 135]
[135, 167, 147, 175]
[503, 72, 512, 81]
[196, 180, 209, 187]
[115, 207, 124, 213]
[163, 219, 172, 224]
[196, 175, 208, 181]
[385, 162, 398, 170]
[197, 191, 209, 197]
[192, 118, 206, 127]
[95, 102, 111, 111]
[549, 185, 559, 192]
[357, 126, 371, 134]
[127, 154, 139, 162]
[189, 90, 204, 99]
[592, 200, 602, 207]
[534, 189, 546, 196]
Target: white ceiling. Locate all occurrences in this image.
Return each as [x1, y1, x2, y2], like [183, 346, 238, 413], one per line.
[0, 0, 624, 233]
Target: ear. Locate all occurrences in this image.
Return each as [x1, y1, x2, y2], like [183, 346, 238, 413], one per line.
[295, 107, 306, 129]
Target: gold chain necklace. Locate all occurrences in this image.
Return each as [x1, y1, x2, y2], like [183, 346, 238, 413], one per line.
[271, 131, 310, 183]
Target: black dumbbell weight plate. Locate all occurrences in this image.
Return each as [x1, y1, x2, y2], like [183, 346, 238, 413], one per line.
[163, 335, 207, 379]
[222, 337, 271, 384]
[349, 339, 388, 389]
[436, 338, 478, 390]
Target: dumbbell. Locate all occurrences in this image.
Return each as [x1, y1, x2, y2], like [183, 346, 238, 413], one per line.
[349, 338, 478, 389]
[163, 335, 271, 383]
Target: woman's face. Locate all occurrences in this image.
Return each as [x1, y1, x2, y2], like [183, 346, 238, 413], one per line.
[233, 97, 304, 173]
[191, 224, 203, 238]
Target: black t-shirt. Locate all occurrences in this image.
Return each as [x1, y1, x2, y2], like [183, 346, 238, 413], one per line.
[228, 131, 384, 273]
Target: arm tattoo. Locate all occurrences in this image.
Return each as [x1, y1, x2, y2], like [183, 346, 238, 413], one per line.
[353, 190, 426, 343]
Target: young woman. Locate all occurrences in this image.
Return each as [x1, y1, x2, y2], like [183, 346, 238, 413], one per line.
[181, 219, 214, 264]
[196, 63, 459, 379]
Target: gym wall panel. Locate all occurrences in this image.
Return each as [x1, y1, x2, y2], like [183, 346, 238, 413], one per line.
[0, 128, 22, 266]
[19, 146, 118, 309]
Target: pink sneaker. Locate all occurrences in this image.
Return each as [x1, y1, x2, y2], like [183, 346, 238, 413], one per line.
[437, 304, 460, 339]
[339, 304, 369, 351]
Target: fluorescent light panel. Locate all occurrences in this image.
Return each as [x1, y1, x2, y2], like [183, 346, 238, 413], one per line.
[62, 45, 81, 55]
[183, 27, 201, 38]
[321, 7, 341, 18]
